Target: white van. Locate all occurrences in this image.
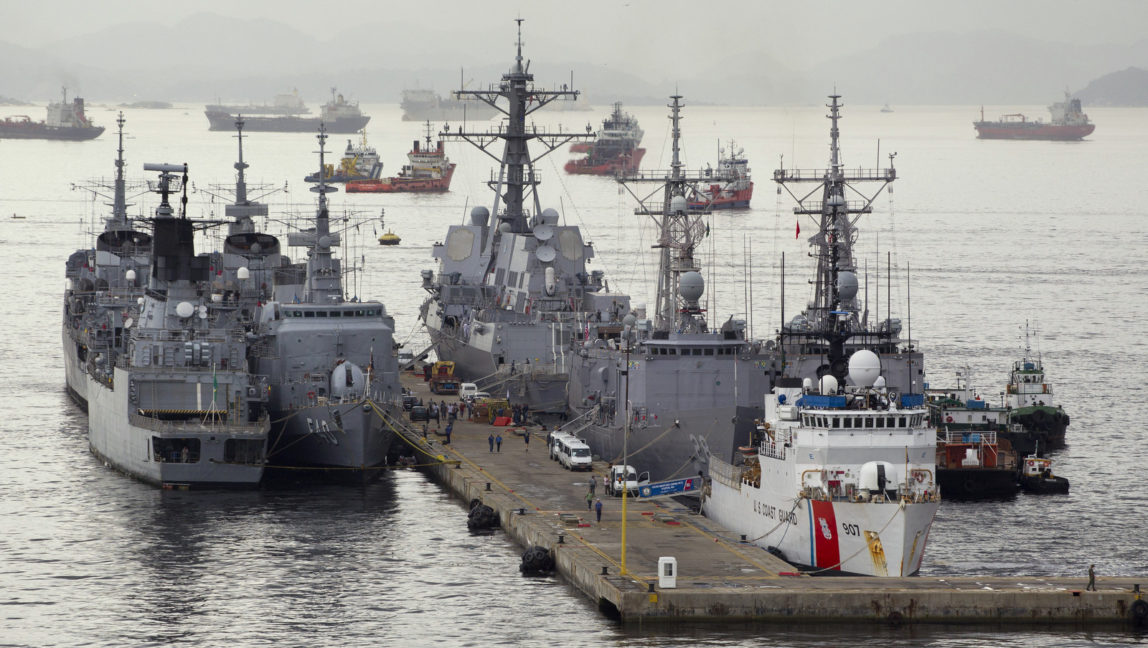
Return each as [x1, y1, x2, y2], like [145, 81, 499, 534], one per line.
[606, 464, 650, 496]
[458, 383, 479, 401]
[559, 439, 593, 471]
[548, 432, 576, 461]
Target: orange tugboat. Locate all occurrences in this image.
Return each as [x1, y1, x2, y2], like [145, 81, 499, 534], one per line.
[346, 122, 455, 193]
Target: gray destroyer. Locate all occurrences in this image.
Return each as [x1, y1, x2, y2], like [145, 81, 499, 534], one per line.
[565, 96, 775, 481]
[63, 114, 151, 411]
[249, 126, 402, 477]
[84, 163, 270, 488]
[418, 21, 629, 412]
[772, 95, 924, 399]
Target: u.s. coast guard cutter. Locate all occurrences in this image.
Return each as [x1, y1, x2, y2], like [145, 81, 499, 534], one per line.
[419, 21, 629, 412]
[564, 96, 775, 481]
[85, 163, 271, 488]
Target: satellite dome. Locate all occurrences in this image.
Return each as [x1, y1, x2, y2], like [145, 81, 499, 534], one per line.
[670, 195, 688, 214]
[318, 235, 332, 249]
[470, 206, 490, 226]
[237, 267, 250, 280]
[125, 269, 136, 282]
[847, 349, 881, 387]
[874, 375, 887, 391]
[680, 271, 704, 302]
[623, 313, 637, 326]
[175, 301, 194, 318]
[498, 222, 512, 233]
[819, 374, 839, 395]
[540, 208, 560, 225]
[837, 271, 858, 301]
[802, 377, 814, 393]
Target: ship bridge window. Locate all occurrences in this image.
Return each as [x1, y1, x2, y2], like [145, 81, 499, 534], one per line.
[317, 311, 328, 317]
[304, 311, 315, 318]
[693, 349, 702, 356]
[876, 417, 885, 428]
[152, 437, 200, 463]
[843, 418, 852, 429]
[704, 348, 714, 356]
[832, 417, 840, 429]
[899, 416, 907, 427]
[224, 439, 265, 464]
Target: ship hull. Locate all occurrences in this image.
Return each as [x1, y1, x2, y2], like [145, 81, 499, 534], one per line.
[267, 401, 396, 481]
[688, 183, 754, 210]
[973, 122, 1095, 140]
[205, 111, 369, 133]
[564, 148, 646, 175]
[401, 105, 497, 122]
[704, 469, 939, 576]
[936, 467, 1018, 500]
[346, 164, 456, 193]
[62, 326, 89, 411]
[86, 368, 267, 488]
[0, 124, 104, 140]
[1001, 406, 1068, 454]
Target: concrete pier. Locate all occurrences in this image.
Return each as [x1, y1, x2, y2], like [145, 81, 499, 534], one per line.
[391, 373, 1147, 626]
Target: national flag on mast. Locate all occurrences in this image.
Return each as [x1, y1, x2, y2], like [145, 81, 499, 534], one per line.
[796, 220, 801, 239]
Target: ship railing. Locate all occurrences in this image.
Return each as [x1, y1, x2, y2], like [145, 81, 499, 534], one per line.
[772, 167, 896, 182]
[128, 410, 269, 435]
[792, 199, 873, 214]
[943, 428, 996, 445]
[556, 404, 601, 438]
[709, 455, 743, 492]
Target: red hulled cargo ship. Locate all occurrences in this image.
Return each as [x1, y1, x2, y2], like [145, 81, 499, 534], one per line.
[346, 122, 455, 193]
[974, 93, 1095, 140]
[0, 87, 104, 141]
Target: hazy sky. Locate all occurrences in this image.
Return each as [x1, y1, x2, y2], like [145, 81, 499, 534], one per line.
[3, 0, 1146, 78]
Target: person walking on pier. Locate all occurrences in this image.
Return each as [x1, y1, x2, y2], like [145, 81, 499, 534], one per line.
[586, 491, 594, 510]
[495, 433, 502, 452]
[445, 421, 453, 445]
[594, 498, 603, 523]
[588, 476, 596, 496]
[488, 433, 495, 452]
[1087, 564, 1097, 591]
[523, 431, 530, 452]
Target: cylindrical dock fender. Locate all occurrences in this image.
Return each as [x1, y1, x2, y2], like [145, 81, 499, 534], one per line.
[1132, 599, 1148, 626]
[519, 546, 555, 574]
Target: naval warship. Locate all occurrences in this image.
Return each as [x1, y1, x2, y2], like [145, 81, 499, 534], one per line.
[418, 20, 630, 412]
[63, 114, 152, 411]
[772, 95, 924, 398]
[84, 163, 270, 488]
[565, 96, 776, 481]
[249, 126, 402, 477]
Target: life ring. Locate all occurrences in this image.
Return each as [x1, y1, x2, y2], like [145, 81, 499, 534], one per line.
[945, 416, 953, 423]
[914, 472, 925, 483]
[307, 390, 316, 400]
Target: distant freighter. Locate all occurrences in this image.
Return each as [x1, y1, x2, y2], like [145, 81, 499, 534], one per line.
[206, 88, 368, 133]
[973, 93, 1095, 140]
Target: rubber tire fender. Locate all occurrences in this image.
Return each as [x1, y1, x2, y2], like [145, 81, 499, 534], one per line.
[1132, 599, 1148, 625]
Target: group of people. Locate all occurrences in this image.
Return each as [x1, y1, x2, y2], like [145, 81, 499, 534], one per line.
[429, 399, 466, 423]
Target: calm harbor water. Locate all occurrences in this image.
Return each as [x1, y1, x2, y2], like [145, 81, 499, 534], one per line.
[1, 99, 1146, 646]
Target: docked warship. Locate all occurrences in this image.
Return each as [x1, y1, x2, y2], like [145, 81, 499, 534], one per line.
[418, 21, 630, 413]
[84, 163, 270, 488]
[63, 114, 151, 410]
[772, 95, 924, 397]
[249, 126, 402, 477]
[565, 96, 775, 481]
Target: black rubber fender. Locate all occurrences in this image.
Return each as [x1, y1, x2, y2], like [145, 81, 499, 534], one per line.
[1132, 599, 1148, 625]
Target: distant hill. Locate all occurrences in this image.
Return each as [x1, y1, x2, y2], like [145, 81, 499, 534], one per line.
[1075, 67, 1148, 106]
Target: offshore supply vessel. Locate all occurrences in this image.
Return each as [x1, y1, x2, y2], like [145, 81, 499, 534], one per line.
[687, 140, 753, 210]
[0, 87, 104, 140]
[565, 102, 645, 175]
[973, 93, 1095, 140]
[346, 122, 455, 193]
[418, 21, 630, 412]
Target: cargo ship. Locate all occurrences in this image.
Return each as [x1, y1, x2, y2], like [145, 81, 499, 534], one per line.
[346, 122, 455, 193]
[564, 102, 645, 175]
[973, 93, 1095, 140]
[205, 88, 368, 133]
[687, 139, 753, 210]
[0, 87, 104, 140]
[400, 88, 497, 122]
[205, 90, 309, 115]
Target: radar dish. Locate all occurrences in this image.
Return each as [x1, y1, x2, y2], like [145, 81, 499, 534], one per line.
[535, 244, 557, 263]
[533, 223, 554, 241]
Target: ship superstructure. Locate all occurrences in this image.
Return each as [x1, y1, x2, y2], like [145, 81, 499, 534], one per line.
[306, 131, 383, 183]
[0, 87, 104, 140]
[63, 114, 151, 410]
[565, 96, 775, 480]
[84, 163, 270, 488]
[418, 20, 629, 412]
[704, 352, 941, 576]
[564, 101, 645, 175]
[250, 126, 402, 477]
[773, 95, 924, 397]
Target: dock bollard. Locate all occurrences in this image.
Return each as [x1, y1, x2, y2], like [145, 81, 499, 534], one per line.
[557, 533, 565, 544]
[486, 482, 491, 491]
[601, 566, 608, 575]
[740, 534, 747, 542]
[647, 582, 655, 593]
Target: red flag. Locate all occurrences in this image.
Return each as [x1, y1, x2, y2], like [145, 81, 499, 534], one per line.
[795, 220, 801, 239]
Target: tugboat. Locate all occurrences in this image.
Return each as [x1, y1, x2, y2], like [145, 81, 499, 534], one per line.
[346, 122, 455, 193]
[84, 163, 270, 488]
[205, 88, 369, 133]
[305, 131, 383, 183]
[250, 126, 403, 479]
[934, 427, 1019, 500]
[418, 20, 630, 413]
[687, 139, 753, 210]
[703, 353, 941, 577]
[565, 96, 773, 481]
[973, 93, 1095, 140]
[772, 95, 923, 396]
[1018, 450, 1070, 494]
[564, 102, 645, 175]
[0, 87, 104, 140]
[1002, 322, 1069, 454]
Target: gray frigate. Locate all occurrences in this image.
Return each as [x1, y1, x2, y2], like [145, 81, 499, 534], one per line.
[772, 94, 924, 398]
[418, 20, 630, 412]
[249, 125, 403, 478]
[63, 113, 151, 410]
[84, 163, 271, 488]
[564, 96, 776, 481]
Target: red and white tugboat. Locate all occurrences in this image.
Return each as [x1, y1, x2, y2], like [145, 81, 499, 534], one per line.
[704, 351, 941, 577]
[346, 122, 455, 193]
[688, 140, 753, 210]
[564, 102, 645, 175]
